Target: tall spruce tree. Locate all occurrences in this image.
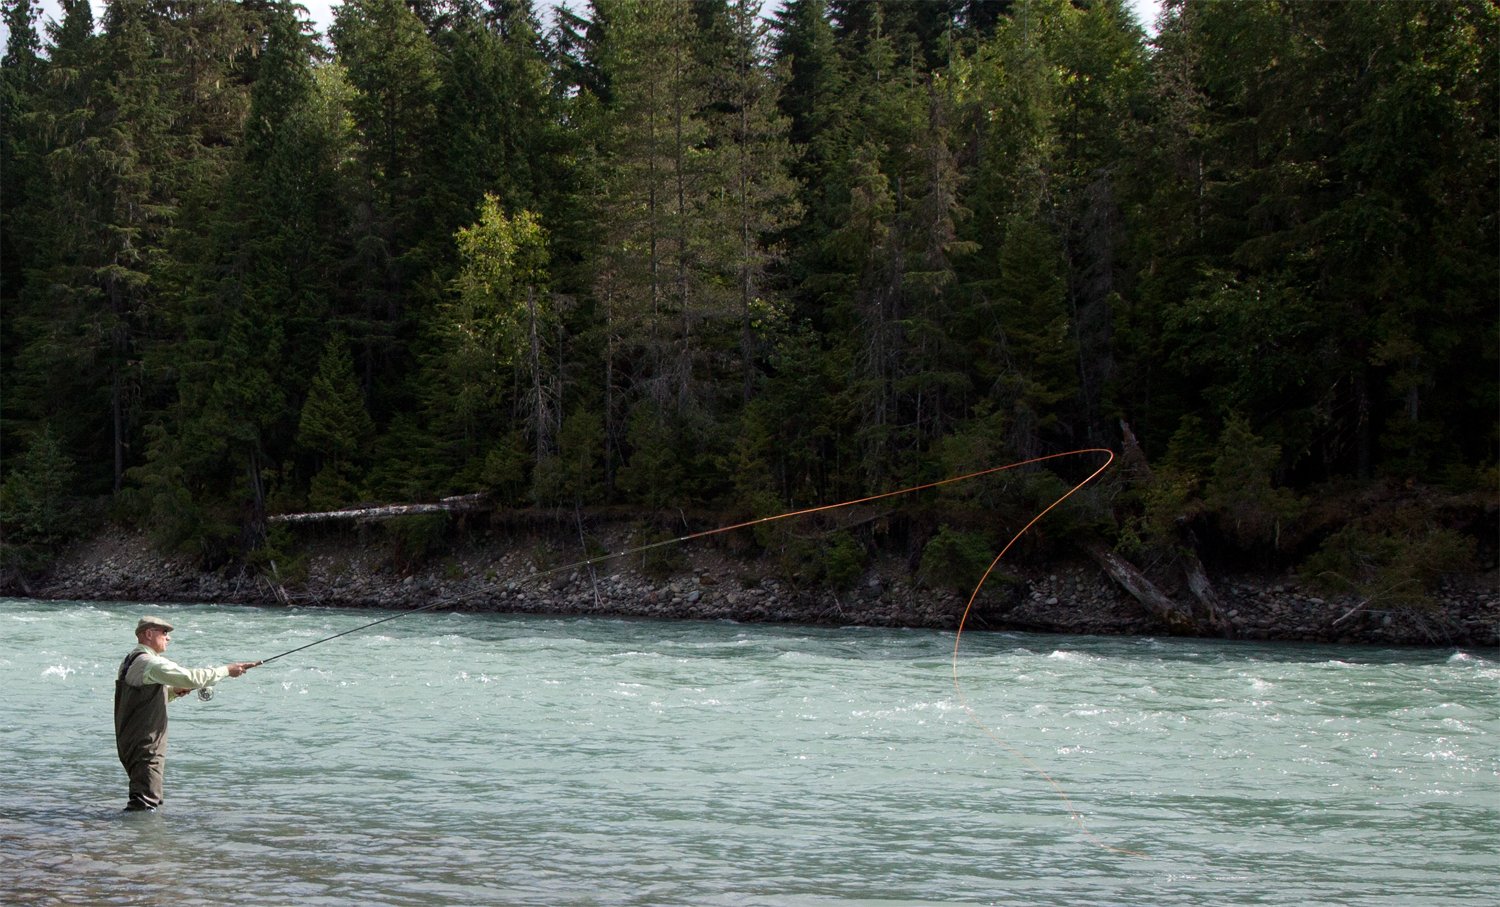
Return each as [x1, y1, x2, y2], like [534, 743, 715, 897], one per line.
[298, 334, 376, 509]
[1, 0, 42, 332]
[587, 0, 719, 498]
[1045, 0, 1147, 444]
[19, 0, 170, 494]
[770, 0, 846, 302]
[330, 0, 441, 407]
[949, 0, 1087, 458]
[897, 79, 976, 452]
[0, 0, 45, 474]
[714, 0, 801, 404]
[806, 4, 954, 484]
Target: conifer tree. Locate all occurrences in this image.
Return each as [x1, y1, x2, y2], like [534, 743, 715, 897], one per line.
[771, 0, 843, 166]
[1, 0, 42, 328]
[991, 215, 1077, 454]
[0, 424, 80, 552]
[586, 0, 716, 494]
[0, 0, 44, 484]
[226, 0, 353, 385]
[1045, 0, 1147, 442]
[298, 335, 376, 508]
[330, 0, 441, 400]
[552, 0, 609, 104]
[949, 0, 1101, 457]
[803, 4, 952, 483]
[897, 80, 976, 450]
[702, 0, 801, 403]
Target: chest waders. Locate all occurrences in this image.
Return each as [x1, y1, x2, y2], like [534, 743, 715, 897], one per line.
[115, 651, 169, 811]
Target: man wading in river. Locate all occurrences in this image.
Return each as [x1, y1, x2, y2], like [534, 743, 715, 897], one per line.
[115, 615, 260, 812]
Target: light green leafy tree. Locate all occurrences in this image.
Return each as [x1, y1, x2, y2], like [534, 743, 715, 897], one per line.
[435, 193, 555, 489]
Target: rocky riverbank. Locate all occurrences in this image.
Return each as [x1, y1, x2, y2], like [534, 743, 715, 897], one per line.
[9, 527, 1497, 648]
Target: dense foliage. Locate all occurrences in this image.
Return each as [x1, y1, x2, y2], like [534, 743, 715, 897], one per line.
[2, 0, 1494, 588]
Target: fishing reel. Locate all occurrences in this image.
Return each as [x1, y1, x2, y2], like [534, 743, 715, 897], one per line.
[197, 686, 215, 702]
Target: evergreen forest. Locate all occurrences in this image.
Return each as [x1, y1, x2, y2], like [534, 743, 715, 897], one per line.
[2, 0, 1495, 608]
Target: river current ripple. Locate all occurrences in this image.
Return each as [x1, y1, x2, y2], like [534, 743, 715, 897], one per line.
[2, 598, 1496, 906]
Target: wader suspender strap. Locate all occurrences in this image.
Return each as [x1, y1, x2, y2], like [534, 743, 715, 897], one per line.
[118, 651, 145, 684]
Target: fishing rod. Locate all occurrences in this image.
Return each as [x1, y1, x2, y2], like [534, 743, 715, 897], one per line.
[259, 600, 450, 664]
[255, 449, 1115, 665]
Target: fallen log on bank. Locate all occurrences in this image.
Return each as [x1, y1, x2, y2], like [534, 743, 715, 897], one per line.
[1179, 529, 1236, 637]
[1083, 541, 1201, 634]
[267, 494, 488, 525]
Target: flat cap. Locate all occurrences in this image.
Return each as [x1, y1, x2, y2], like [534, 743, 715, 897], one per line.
[136, 615, 174, 633]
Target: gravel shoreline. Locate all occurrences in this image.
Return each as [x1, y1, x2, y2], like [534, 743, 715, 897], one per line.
[10, 528, 1497, 648]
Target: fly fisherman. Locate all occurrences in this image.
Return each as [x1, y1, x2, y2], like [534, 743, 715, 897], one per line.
[115, 615, 260, 812]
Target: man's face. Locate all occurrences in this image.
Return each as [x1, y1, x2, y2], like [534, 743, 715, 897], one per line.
[141, 627, 171, 653]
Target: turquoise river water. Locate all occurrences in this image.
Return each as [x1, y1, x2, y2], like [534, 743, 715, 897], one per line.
[2, 597, 1496, 906]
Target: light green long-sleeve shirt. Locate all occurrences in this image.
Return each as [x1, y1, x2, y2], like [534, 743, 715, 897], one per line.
[121, 644, 230, 701]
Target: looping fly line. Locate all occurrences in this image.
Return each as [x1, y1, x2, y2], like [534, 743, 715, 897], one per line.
[263, 449, 1109, 661]
[259, 448, 1138, 854]
[947, 447, 1144, 857]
